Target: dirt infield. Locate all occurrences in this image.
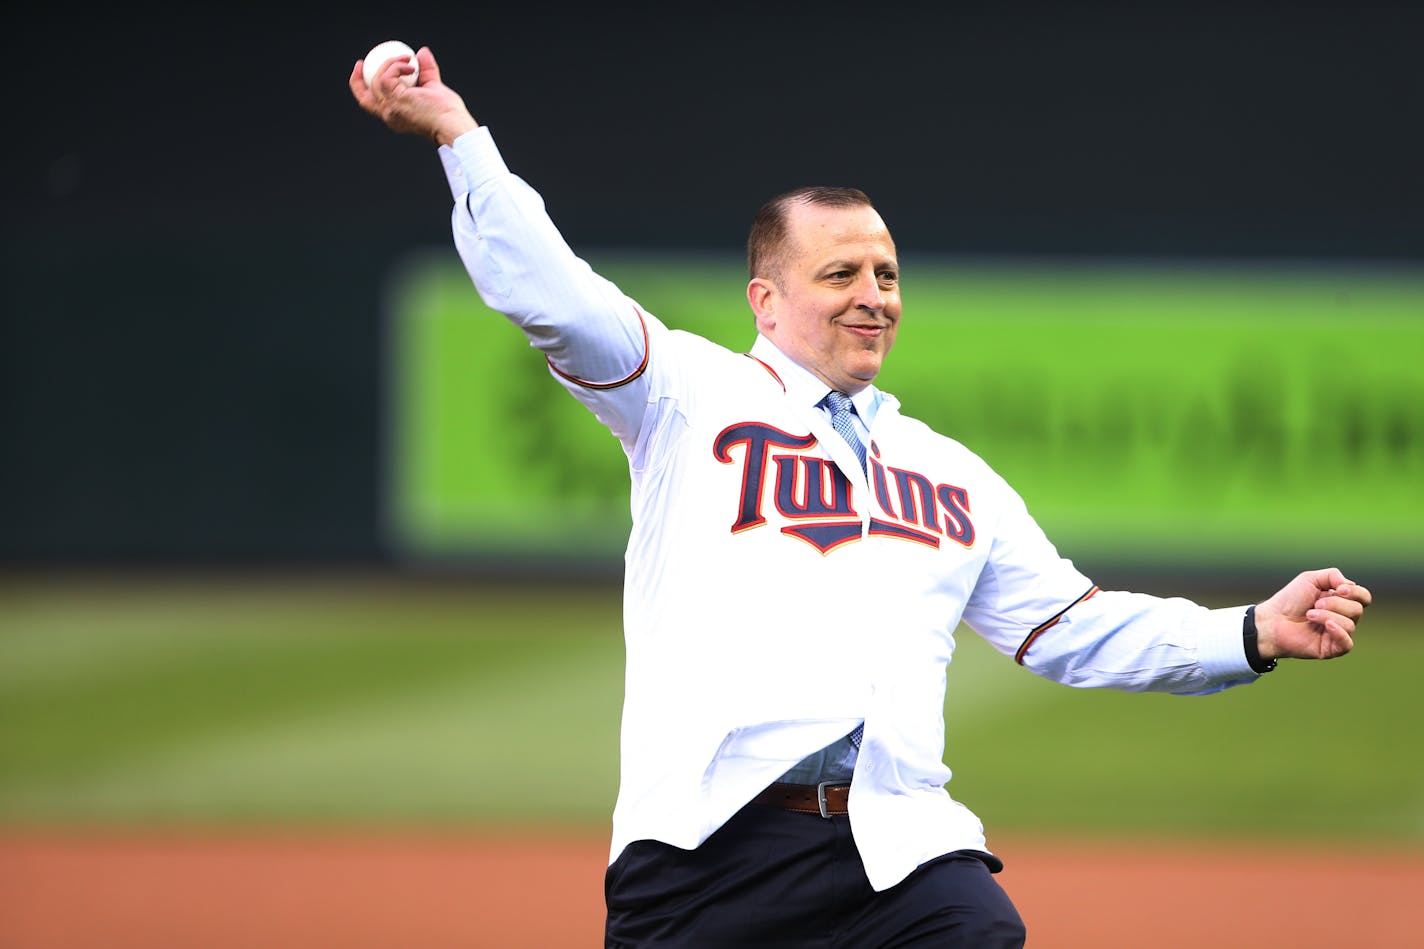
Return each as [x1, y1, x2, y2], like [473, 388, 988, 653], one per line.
[2, 831, 1421, 947]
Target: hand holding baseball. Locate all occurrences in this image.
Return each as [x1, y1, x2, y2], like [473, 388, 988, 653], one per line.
[349, 44, 478, 147]
[362, 40, 420, 90]
[1253, 567, 1372, 662]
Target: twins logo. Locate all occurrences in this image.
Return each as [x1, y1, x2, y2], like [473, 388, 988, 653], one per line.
[713, 422, 976, 554]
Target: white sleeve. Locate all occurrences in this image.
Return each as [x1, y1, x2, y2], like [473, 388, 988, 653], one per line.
[436, 128, 655, 444]
[962, 480, 1259, 696]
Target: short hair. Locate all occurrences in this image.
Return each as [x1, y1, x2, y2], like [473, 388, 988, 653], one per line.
[747, 186, 874, 283]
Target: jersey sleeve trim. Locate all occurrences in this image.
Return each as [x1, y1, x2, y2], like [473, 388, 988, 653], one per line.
[1014, 584, 1101, 665]
[545, 306, 651, 390]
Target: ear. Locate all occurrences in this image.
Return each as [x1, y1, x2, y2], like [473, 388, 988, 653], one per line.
[747, 277, 777, 334]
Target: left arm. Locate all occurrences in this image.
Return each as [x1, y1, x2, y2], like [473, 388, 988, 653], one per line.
[962, 482, 1371, 694]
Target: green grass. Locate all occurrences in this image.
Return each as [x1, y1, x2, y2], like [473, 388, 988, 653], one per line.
[0, 577, 625, 827]
[945, 604, 1424, 844]
[1, 576, 1419, 847]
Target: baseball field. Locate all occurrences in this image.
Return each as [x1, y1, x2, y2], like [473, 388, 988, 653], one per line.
[1, 573, 1420, 946]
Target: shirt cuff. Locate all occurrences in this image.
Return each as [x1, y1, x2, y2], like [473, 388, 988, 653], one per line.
[1197, 605, 1260, 682]
[438, 126, 507, 200]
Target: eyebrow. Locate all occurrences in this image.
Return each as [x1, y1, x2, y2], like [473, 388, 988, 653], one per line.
[818, 258, 899, 274]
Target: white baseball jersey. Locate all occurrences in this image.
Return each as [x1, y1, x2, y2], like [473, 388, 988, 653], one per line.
[439, 128, 1260, 891]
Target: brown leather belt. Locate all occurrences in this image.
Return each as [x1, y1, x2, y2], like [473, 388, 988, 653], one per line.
[751, 781, 851, 818]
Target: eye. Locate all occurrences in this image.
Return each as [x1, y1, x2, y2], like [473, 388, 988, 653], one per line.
[877, 269, 898, 285]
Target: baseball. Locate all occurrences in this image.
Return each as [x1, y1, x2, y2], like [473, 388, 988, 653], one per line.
[362, 40, 419, 90]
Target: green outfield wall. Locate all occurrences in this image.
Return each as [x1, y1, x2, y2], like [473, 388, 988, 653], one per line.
[389, 254, 1424, 575]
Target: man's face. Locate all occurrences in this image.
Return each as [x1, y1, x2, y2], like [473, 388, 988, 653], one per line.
[748, 202, 901, 394]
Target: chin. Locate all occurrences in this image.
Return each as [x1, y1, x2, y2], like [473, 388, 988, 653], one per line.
[850, 356, 884, 382]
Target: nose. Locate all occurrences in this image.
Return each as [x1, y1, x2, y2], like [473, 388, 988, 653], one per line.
[853, 271, 885, 311]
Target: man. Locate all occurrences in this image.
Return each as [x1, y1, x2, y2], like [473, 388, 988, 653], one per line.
[351, 47, 1372, 948]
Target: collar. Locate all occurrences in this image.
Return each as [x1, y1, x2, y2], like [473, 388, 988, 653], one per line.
[749, 334, 885, 428]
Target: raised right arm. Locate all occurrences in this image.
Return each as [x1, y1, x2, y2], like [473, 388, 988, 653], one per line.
[350, 45, 654, 443]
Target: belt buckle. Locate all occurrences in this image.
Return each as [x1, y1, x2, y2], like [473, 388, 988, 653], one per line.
[816, 780, 834, 819]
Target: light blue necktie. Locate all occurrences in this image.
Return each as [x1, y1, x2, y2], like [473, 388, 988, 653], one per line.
[823, 390, 866, 750]
[823, 391, 866, 472]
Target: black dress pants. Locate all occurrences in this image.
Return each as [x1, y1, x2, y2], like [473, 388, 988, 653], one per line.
[605, 800, 1025, 948]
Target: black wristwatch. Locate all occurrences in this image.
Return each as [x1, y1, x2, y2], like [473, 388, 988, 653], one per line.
[1243, 605, 1277, 674]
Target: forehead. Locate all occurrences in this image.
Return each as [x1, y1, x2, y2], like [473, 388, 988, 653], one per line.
[783, 202, 896, 266]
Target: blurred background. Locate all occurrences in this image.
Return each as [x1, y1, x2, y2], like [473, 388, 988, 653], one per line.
[5, 2, 1422, 575]
[2, 0, 1421, 926]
